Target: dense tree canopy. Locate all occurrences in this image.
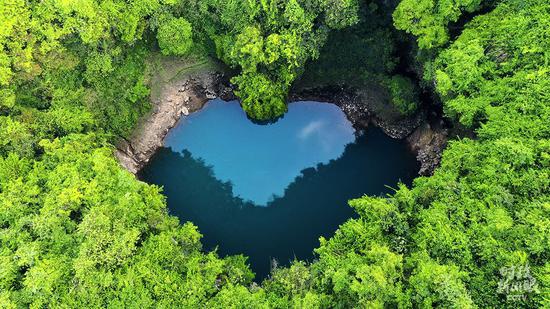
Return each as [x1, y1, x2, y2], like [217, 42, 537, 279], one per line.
[176, 0, 361, 119]
[393, 0, 485, 49]
[312, 0, 549, 306]
[0, 134, 253, 307]
[0, 0, 548, 307]
[156, 17, 194, 56]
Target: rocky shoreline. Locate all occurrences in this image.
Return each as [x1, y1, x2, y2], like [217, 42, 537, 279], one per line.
[290, 85, 448, 175]
[114, 71, 233, 173]
[116, 69, 448, 176]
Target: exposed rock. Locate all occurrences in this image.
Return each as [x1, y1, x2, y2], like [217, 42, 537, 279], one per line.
[371, 113, 424, 139]
[290, 85, 424, 137]
[290, 84, 447, 175]
[114, 71, 232, 173]
[407, 121, 448, 175]
[289, 85, 370, 129]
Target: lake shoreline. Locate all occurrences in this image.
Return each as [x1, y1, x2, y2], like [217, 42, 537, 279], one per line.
[116, 67, 447, 175]
[140, 101, 419, 278]
[115, 70, 234, 173]
[289, 85, 449, 175]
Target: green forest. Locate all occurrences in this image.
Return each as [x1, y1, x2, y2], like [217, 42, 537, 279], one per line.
[0, 0, 548, 307]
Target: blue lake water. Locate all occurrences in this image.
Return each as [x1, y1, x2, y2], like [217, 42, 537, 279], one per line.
[140, 99, 418, 279]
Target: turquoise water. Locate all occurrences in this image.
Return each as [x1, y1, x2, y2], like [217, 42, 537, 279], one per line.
[140, 99, 418, 279]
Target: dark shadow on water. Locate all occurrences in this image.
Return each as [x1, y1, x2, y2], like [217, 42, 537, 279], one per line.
[139, 128, 418, 280]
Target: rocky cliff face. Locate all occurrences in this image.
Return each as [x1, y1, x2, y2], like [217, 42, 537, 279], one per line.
[407, 122, 448, 175]
[115, 71, 232, 173]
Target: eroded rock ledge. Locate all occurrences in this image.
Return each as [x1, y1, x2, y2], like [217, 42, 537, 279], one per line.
[117, 72, 447, 176]
[115, 71, 233, 174]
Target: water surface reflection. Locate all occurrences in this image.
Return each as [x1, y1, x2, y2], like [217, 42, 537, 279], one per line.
[140, 99, 418, 279]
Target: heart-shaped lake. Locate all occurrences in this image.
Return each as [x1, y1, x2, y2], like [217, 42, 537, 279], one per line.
[140, 99, 418, 279]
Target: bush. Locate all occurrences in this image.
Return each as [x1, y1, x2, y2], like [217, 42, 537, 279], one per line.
[386, 75, 419, 116]
[157, 17, 194, 56]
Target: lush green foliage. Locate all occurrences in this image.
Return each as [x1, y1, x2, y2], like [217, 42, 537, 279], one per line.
[295, 2, 419, 117]
[0, 0, 548, 307]
[306, 0, 549, 307]
[0, 134, 253, 307]
[0, 1, 258, 306]
[385, 75, 419, 115]
[393, 0, 485, 49]
[157, 17, 194, 56]
[176, 0, 360, 119]
[431, 0, 550, 128]
[0, 0, 161, 137]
